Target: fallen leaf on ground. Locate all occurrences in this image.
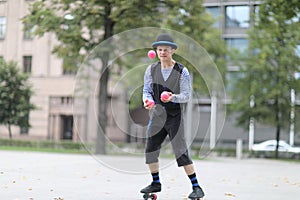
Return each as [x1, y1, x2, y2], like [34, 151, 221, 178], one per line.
[225, 192, 236, 197]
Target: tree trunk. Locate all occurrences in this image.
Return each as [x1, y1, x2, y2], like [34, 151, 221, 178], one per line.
[8, 123, 12, 139]
[275, 122, 280, 159]
[95, 2, 114, 154]
[96, 55, 109, 154]
[275, 98, 281, 159]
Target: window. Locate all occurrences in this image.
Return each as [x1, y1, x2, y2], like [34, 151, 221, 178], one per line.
[253, 5, 260, 25]
[20, 96, 30, 135]
[23, 56, 32, 73]
[61, 115, 73, 140]
[63, 68, 77, 75]
[206, 6, 220, 28]
[225, 6, 250, 28]
[226, 38, 248, 54]
[0, 16, 6, 39]
[225, 71, 244, 93]
[50, 96, 73, 107]
[60, 96, 73, 105]
[23, 21, 34, 40]
[225, 38, 248, 60]
[62, 57, 77, 75]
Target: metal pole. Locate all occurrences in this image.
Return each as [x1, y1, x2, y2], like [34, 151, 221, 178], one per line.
[210, 92, 217, 149]
[236, 139, 243, 160]
[249, 95, 255, 150]
[186, 73, 193, 150]
[290, 89, 295, 146]
[249, 118, 254, 150]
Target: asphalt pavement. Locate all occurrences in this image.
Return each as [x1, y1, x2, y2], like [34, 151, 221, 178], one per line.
[1, 150, 300, 200]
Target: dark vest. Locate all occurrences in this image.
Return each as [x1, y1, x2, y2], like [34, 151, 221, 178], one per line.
[151, 62, 184, 116]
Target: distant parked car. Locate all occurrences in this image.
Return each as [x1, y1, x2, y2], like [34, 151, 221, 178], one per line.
[252, 140, 300, 158]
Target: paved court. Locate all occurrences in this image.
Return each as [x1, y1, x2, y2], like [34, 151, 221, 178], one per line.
[1, 150, 300, 200]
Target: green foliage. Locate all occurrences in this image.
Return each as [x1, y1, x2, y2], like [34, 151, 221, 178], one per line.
[231, 0, 300, 131]
[0, 60, 36, 137]
[24, 0, 167, 72]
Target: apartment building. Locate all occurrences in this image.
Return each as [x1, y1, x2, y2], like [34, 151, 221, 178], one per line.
[0, 0, 76, 140]
[204, 0, 259, 81]
[201, 0, 300, 146]
[0, 0, 127, 142]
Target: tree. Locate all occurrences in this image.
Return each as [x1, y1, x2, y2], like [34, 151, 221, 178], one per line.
[231, 0, 300, 158]
[24, 0, 225, 154]
[0, 60, 35, 139]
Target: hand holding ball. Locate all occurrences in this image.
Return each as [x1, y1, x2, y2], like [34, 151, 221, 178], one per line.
[161, 91, 171, 101]
[147, 50, 156, 59]
[145, 99, 155, 107]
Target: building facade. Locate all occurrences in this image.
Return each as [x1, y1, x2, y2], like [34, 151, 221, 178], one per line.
[0, 0, 127, 142]
[201, 0, 300, 146]
[0, 0, 76, 140]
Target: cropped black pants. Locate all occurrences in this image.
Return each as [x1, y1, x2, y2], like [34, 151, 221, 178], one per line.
[145, 106, 192, 167]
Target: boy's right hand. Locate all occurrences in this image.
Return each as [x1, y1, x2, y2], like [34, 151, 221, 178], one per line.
[144, 99, 155, 110]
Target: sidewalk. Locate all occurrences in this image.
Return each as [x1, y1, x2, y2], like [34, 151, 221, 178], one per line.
[1, 150, 300, 200]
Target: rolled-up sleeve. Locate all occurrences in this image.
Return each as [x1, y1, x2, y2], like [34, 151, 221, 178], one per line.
[142, 65, 154, 102]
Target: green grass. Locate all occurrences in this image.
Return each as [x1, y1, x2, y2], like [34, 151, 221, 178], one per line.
[0, 138, 90, 154]
[0, 145, 89, 154]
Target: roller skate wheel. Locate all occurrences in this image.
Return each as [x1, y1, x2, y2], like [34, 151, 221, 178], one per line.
[151, 194, 157, 200]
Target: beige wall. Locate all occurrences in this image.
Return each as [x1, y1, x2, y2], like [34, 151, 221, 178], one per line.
[0, 0, 128, 142]
[0, 0, 72, 138]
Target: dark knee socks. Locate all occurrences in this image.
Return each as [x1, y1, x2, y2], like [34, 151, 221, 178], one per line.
[152, 172, 160, 184]
[188, 173, 200, 189]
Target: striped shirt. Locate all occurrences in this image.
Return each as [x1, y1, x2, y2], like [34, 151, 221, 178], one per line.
[143, 64, 191, 103]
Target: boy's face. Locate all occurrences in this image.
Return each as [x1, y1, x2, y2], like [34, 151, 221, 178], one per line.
[156, 45, 175, 61]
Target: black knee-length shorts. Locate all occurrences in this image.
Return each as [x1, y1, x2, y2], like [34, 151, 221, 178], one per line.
[145, 107, 193, 167]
